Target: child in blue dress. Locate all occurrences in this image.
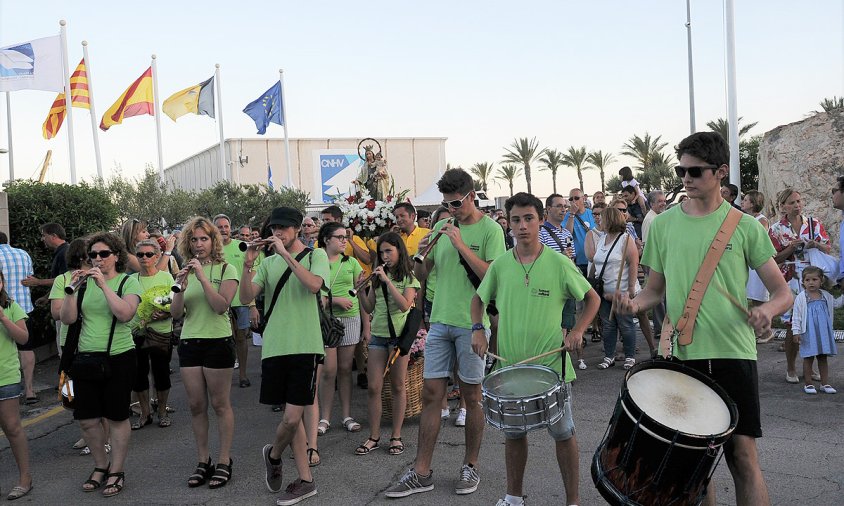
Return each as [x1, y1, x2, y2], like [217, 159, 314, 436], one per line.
[790, 266, 840, 394]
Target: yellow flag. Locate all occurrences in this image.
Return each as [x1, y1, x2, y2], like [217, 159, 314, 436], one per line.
[162, 83, 201, 121]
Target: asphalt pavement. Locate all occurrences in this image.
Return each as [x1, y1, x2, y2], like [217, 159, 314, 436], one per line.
[2, 333, 842, 505]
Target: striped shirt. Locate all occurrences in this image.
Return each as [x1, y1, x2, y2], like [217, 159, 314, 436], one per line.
[0, 244, 34, 313]
[539, 221, 575, 260]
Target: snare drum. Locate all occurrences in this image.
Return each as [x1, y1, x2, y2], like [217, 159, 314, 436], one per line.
[591, 360, 737, 506]
[482, 364, 567, 432]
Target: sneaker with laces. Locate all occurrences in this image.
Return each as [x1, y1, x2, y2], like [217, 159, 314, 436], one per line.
[275, 479, 317, 505]
[384, 468, 434, 498]
[455, 408, 466, 427]
[578, 359, 587, 370]
[263, 444, 283, 492]
[454, 463, 480, 495]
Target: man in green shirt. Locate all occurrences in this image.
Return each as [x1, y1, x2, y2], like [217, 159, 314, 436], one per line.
[616, 132, 792, 506]
[472, 192, 599, 506]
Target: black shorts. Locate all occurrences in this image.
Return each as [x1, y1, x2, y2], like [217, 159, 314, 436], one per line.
[178, 337, 235, 369]
[15, 319, 38, 351]
[260, 354, 320, 407]
[134, 345, 173, 392]
[681, 358, 762, 438]
[73, 349, 136, 422]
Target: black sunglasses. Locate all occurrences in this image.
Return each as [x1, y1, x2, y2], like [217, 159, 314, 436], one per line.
[88, 250, 114, 259]
[441, 191, 472, 209]
[568, 195, 581, 201]
[616, 208, 628, 213]
[675, 165, 718, 178]
[137, 251, 157, 258]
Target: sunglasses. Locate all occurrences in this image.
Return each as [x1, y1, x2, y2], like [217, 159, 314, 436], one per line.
[568, 196, 581, 201]
[616, 208, 628, 213]
[88, 250, 114, 259]
[137, 251, 157, 258]
[442, 191, 473, 209]
[675, 165, 718, 178]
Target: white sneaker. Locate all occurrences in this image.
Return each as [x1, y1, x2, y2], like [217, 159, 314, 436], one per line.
[455, 408, 466, 427]
[441, 408, 450, 420]
[234, 359, 240, 369]
[578, 359, 587, 370]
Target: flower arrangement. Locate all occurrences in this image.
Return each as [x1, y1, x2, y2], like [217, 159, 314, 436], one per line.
[137, 285, 172, 327]
[334, 187, 411, 239]
[409, 327, 427, 367]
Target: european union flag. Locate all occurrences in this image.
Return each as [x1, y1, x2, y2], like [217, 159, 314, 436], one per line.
[243, 81, 283, 134]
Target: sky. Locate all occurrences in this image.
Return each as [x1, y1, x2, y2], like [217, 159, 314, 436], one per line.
[0, 1, 841, 199]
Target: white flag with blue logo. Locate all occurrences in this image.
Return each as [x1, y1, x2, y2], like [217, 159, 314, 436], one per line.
[0, 35, 64, 92]
[267, 163, 274, 191]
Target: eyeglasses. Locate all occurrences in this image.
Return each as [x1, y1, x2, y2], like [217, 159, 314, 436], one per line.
[442, 191, 473, 209]
[568, 196, 581, 201]
[674, 165, 718, 178]
[330, 234, 348, 241]
[88, 250, 114, 259]
[137, 251, 157, 258]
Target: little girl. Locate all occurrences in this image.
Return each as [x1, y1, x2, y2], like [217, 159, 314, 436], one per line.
[791, 266, 840, 394]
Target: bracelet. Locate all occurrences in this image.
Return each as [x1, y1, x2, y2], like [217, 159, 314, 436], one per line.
[163, 251, 172, 256]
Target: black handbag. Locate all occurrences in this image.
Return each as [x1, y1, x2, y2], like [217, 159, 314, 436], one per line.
[382, 282, 424, 356]
[318, 292, 346, 348]
[588, 233, 624, 298]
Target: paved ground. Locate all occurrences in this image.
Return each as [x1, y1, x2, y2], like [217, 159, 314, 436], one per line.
[2, 334, 842, 505]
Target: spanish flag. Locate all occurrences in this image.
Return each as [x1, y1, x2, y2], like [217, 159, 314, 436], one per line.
[99, 67, 154, 131]
[162, 76, 215, 121]
[41, 59, 90, 140]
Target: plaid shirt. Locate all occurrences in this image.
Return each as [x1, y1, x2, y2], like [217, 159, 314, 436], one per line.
[0, 244, 34, 313]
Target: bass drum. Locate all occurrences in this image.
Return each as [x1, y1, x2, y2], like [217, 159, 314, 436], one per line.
[591, 360, 738, 506]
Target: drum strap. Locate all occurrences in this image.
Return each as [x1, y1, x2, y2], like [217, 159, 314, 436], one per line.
[662, 207, 743, 350]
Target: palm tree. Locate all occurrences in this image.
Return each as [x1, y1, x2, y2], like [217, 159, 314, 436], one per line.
[495, 164, 523, 197]
[620, 133, 668, 172]
[561, 145, 589, 192]
[639, 151, 678, 192]
[706, 117, 758, 142]
[818, 96, 844, 112]
[586, 150, 616, 193]
[469, 162, 494, 192]
[501, 137, 543, 194]
[538, 149, 565, 194]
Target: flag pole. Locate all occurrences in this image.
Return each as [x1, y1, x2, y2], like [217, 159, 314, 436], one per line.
[215, 64, 227, 182]
[60, 20, 77, 185]
[278, 69, 293, 188]
[724, 0, 741, 195]
[4, 92, 14, 181]
[151, 55, 165, 180]
[685, 0, 696, 134]
[82, 41, 103, 180]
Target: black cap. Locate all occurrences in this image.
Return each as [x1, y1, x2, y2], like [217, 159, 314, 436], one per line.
[267, 207, 303, 228]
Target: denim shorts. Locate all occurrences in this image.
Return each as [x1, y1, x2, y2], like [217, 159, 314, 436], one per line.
[231, 306, 251, 331]
[423, 323, 489, 384]
[0, 382, 22, 401]
[369, 334, 399, 351]
[503, 382, 575, 442]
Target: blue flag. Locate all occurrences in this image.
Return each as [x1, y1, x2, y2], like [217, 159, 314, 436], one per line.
[267, 163, 275, 191]
[243, 81, 283, 134]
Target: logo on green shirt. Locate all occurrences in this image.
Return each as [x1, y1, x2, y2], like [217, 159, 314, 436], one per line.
[530, 288, 550, 298]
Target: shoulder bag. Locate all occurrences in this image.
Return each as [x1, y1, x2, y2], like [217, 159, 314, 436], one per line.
[381, 279, 424, 356]
[69, 275, 129, 381]
[588, 233, 624, 298]
[318, 255, 349, 348]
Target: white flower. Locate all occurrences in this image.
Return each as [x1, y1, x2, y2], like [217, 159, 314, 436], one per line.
[355, 224, 363, 232]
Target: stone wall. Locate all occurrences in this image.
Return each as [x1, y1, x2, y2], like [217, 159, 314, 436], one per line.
[758, 110, 844, 254]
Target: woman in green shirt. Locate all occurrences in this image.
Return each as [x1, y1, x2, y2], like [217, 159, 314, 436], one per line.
[170, 217, 238, 489]
[354, 232, 419, 457]
[0, 269, 33, 500]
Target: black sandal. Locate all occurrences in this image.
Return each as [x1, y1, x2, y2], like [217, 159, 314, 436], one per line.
[187, 458, 213, 488]
[388, 437, 404, 455]
[101, 472, 124, 498]
[83, 466, 110, 492]
[307, 448, 321, 467]
[208, 459, 233, 489]
[354, 437, 380, 455]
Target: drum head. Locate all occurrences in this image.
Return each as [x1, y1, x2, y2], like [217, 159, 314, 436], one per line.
[627, 367, 731, 436]
[483, 365, 561, 397]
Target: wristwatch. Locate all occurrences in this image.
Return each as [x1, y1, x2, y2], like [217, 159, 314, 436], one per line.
[163, 251, 172, 256]
[471, 323, 485, 332]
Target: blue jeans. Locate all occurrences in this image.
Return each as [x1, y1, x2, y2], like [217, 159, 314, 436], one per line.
[599, 298, 636, 359]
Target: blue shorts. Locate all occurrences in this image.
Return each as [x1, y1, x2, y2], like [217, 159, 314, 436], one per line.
[232, 306, 251, 331]
[503, 382, 575, 441]
[423, 323, 489, 384]
[0, 382, 22, 401]
[369, 334, 399, 351]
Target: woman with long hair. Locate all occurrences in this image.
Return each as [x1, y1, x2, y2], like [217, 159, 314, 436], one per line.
[170, 217, 238, 489]
[354, 232, 419, 456]
[0, 268, 33, 500]
[122, 219, 174, 274]
[61, 233, 142, 498]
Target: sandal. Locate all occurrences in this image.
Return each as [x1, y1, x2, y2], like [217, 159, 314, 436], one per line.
[317, 419, 330, 436]
[158, 414, 171, 428]
[804, 384, 818, 395]
[821, 384, 837, 394]
[131, 415, 153, 430]
[102, 472, 124, 498]
[597, 357, 615, 370]
[307, 448, 321, 467]
[208, 459, 232, 489]
[354, 437, 380, 455]
[83, 466, 110, 492]
[342, 417, 361, 432]
[388, 437, 404, 456]
[447, 388, 461, 401]
[6, 484, 33, 500]
[187, 458, 213, 488]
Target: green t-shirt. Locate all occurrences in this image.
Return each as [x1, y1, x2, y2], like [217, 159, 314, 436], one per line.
[325, 256, 363, 319]
[0, 302, 27, 387]
[179, 263, 239, 339]
[79, 274, 142, 355]
[425, 266, 437, 302]
[253, 248, 330, 358]
[49, 271, 72, 345]
[131, 270, 175, 334]
[642, 201, 776, 360]
[371, 274, 421, 338]
[222, 239, 247, 307]
[477, 246, 589, 382]
[430, 215, 505, 328]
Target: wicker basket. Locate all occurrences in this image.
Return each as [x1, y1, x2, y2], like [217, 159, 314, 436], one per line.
[382, 357, 424, 420]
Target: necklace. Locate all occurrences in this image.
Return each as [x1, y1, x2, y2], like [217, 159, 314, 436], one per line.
[513, 247, 543, 286]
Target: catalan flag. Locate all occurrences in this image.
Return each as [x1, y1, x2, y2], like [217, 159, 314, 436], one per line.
[41, 59, 90, 140]
[162, 76, 215, 121]
[99, 67, 154, 131]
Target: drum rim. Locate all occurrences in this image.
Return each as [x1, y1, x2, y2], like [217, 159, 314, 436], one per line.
[482, 364, 563, 400]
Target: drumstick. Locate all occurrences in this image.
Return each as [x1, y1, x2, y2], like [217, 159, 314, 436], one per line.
[486, 351, 507, 362]
[515, 346, 566, 365]
[609, 235, 631, 319]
